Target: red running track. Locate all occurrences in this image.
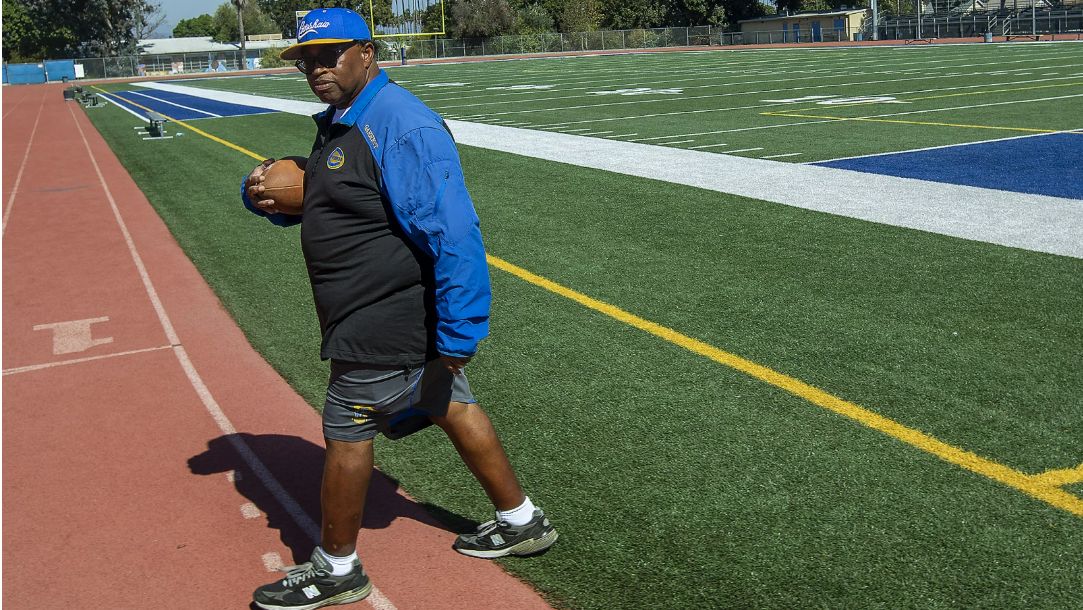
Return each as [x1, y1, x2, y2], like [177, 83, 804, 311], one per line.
[2, 83, 553, 610]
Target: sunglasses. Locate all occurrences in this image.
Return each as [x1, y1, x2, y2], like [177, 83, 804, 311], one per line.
[295, 41, 362, 75]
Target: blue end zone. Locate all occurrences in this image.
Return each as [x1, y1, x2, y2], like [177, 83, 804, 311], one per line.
[815, 134, 1083, 200]
[102, 89, 276, 121]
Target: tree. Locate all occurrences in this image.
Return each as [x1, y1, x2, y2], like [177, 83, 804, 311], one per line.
[2, 0, 156, 59]
[560, 0, 602, 31]
[511, 2, 556, 34]
[173, 14, 217, 37]
[211, 1, 277, 42]
[2, 0, 77, 60]
[256, 0, 394, 38]
[449, 0, 514, 37]
[233, 0, 248, 60]
[421, 0, 451, 33]
[133, 1, 167, 38]
[599, 0, 667, 29]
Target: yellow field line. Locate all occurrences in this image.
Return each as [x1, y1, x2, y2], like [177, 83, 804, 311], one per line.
[760, 111, 1058, 133]
[487, 254, 1083, 518]
[89, 85, 1083, 518]
[1031, 463, 1083, 486]
[92, 87, 266, 161]
[908, 80, 1083, 102]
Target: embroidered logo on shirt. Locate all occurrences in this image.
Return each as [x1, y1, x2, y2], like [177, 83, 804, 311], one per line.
[363, 124, 378, 150]
[326, 147, 345, 170]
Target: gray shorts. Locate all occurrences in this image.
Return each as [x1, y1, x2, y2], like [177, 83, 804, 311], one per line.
[323, 359, 476, 442]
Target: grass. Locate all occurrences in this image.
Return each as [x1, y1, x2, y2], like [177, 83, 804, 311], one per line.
[179, 42, 1083, 160]
[85, 42, 1083, 609]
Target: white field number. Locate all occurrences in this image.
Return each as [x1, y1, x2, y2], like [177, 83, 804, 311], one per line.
[590, 88, 683, 96]
[763, 95, 906, 104]
[486, 84, 557, 90]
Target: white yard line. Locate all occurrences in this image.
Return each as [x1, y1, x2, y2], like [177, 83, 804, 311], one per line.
[724, 147, 765, 154]
[761, 152, 803, 159]
[414, 50, 1080, 106]
[97, 91, 152, 122]
[133, 83, 1083, 259]
[426, 64, 1083, 120]
[126, 90, 223, 117]
[136, 81, 325, 115]
[690, 143, 729, 149]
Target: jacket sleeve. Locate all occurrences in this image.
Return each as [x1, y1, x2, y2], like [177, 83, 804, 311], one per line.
[239, 174, 302, 228]
[380, 126, 491, 358]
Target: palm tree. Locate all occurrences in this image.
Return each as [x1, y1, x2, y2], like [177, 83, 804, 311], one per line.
[232, 0, 247, 68]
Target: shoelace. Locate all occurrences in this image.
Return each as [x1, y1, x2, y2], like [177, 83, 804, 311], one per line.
[279, 561, 327, 587]
[473, 519, 510, 539]
[476, 520, 504, 535]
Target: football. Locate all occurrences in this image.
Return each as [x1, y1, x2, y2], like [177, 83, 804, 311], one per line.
[261, 156, 307, 215]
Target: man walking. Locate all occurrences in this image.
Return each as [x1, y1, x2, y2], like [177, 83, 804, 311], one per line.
[241, 9, 557, 609]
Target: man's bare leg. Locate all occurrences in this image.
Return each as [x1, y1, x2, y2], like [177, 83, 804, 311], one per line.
[429, 401, 525, 511]
[321, 438, 374, 556]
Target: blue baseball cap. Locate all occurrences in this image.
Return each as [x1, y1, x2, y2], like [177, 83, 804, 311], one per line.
[281, 8, 372, 60]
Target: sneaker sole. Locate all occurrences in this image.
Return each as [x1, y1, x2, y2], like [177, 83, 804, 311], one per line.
[254, 581, 373, 610]
[455, 529, 559, 559]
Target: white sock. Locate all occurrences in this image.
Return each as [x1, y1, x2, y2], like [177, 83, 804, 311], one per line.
[317, 546, 357, 576]
[497, 496, 536, 526]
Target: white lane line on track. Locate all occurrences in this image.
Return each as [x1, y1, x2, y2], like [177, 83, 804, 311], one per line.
[66, 103, 399, 610]
[241, 503, 262, 519]
[2, 344, 175, 375]
[3, 90, 30, 121]
[3, 89, 48, 236]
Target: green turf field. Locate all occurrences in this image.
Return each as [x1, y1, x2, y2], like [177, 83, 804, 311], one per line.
[179, 41, 1083, 160]
[86, 42, 1083, 609]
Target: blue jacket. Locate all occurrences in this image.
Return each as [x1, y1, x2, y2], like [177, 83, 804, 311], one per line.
[242, 70, 491, 359]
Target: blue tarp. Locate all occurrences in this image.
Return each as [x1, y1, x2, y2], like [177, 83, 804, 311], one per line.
[6, 63, 47, 85]
[44, 60, 76, 81]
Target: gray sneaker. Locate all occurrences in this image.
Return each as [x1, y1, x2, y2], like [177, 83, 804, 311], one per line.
[453, 509, 558, 558]
[253, 549, 372, 610]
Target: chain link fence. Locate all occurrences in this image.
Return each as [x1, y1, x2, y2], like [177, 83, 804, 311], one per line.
[875, 9, 1083, 39]
[65, 26, 726, 79]
[383, 26, 722, 61]
[16, 12, 1083, 82]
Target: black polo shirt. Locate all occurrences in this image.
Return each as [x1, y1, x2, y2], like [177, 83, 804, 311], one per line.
[300, 111, 437, 365]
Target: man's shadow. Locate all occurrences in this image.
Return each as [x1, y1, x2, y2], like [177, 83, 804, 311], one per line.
[188, 433, 475, 563]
